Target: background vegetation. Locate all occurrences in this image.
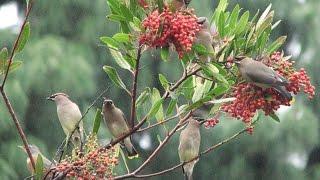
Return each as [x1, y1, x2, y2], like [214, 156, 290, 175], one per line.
[0, 0, 319, 179]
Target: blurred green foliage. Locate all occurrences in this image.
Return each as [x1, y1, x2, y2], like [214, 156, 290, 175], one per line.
[0, 0, 319, 179]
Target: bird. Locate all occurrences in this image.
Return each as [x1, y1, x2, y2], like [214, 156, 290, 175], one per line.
[195, 17, 214, 63]
[170, 0, 192, 10]
[19, 145, 53, 174]
[47, 93, 84, 148]
[102, 99, 138, 158]
[178, 118, 201, 180]
[235, 57, 292, 100]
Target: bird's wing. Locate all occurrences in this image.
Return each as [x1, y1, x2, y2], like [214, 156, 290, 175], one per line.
[245, 62, 280, 85]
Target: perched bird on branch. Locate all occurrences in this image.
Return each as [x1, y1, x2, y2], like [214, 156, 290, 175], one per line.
[47, 93, 84, 148]
[19, 145, 53, 174]
[235, 57, 292, 100]
[195, 17, 214, 63]
[178, 118, 201, 180]
[102, 99, 138, 158]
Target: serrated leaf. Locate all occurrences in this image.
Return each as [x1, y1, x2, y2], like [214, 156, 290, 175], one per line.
[112, 33, 130, 43]
[270, 113, 280, 122]
[103, 66, 128, 91]
[235, 11, 249, 35]
[35, 155, 44, 180]
[152, 88, 164, 122]
[92, 108, 102, 134]
[266, 36, 287, 54]
[16, 22, 30, 53]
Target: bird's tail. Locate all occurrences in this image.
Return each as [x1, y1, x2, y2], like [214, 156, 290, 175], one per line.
[182, 162, 195, 180]
[274, 86, 292, 101]
[123, 137, 138, 159]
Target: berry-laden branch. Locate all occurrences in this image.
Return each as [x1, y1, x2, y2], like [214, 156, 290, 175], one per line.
[104, 67, 200, 149]
[0, 1, 35, 171]
[115, 118, 260, 179]
[129, 45, 142, 129]
[113, 112, 192, 180]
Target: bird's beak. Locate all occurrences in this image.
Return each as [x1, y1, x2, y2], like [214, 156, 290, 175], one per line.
[46, 96, 53, 101]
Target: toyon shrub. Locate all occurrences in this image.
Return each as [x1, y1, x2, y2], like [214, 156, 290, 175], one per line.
[222, 52, 315, 126]
[9, 0, 315, 179]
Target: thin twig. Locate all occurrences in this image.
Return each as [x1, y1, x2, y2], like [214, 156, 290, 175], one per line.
[137, 114, 180, 132]
[0, 90, 36, 170]
[130, 45, 142, 129]
[104, 68, 200, 148]
[0, 1, 35, 170]
[113, 113, 192, 180]
[114, 118, 261, 179]
[1, 1, 33, 88]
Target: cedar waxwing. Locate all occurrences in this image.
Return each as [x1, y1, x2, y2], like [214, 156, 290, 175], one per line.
[47, 93, 84, 148]
[102, 99, 138, 158]
[171, 0, 192, 10]
[235, 57, 292, 100]
[195, 17, 214, 63]
[19, 145, 53, 174]
[178, 118, 201, 180]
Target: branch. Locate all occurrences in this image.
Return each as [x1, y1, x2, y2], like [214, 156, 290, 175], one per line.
[104, 68, 200, 148]
[137, 113, 180, 132]
[0, 90, 36, 170]
[0, 1, 35, 171]
[115, 118, 261, 179]
[113, 113, 192, 180]
[1, 1, 33, 88]
[130, 46, 142, 129]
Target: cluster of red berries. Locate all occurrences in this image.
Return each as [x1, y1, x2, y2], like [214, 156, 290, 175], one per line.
[222, 52, 315, 126]
[51, 135, 118, 179]
[204, 118, 219, 129]
[140, 7, 200, 58]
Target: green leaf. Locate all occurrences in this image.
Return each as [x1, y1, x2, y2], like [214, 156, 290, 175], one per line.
[269, 113, 280, 122]
[100, 36, 120, 49]
[112, 33, 130, 43]
[192, 79, 213, 103]
[166, 98, 177, 116]
[211, 84, 229, 96]
[152, 88, 164, 122]
[147, 98, 164, 120]
[180, 77, 194, 100]
[16, 22, 30, 53]
[256, 4, 272, 29]
[193, 44, 209, 55]
[266, 36, 287, 54]
[160, 46, 169, 61]
[186, 96, 212, 111]
[235, 11, 249, 35]
[107, 14, 127, 22]
[218, 13, 225, 37]
[0, 47, 8, 73]
[109, 48, 132, 71]
[229, 4, 240, 30]
[119, 3, 134, 21]
[106, 0, 121, 14]
[159, 74, 169, 90]
[35, 155, 44, 180]
[136, 88, 150, 107]
[92, 108, 102, 134]
[103, 66, 128, 91]
[0, 61, 23, 75]
[157, 0, 164, 13]
[211, 0, 228, 24]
